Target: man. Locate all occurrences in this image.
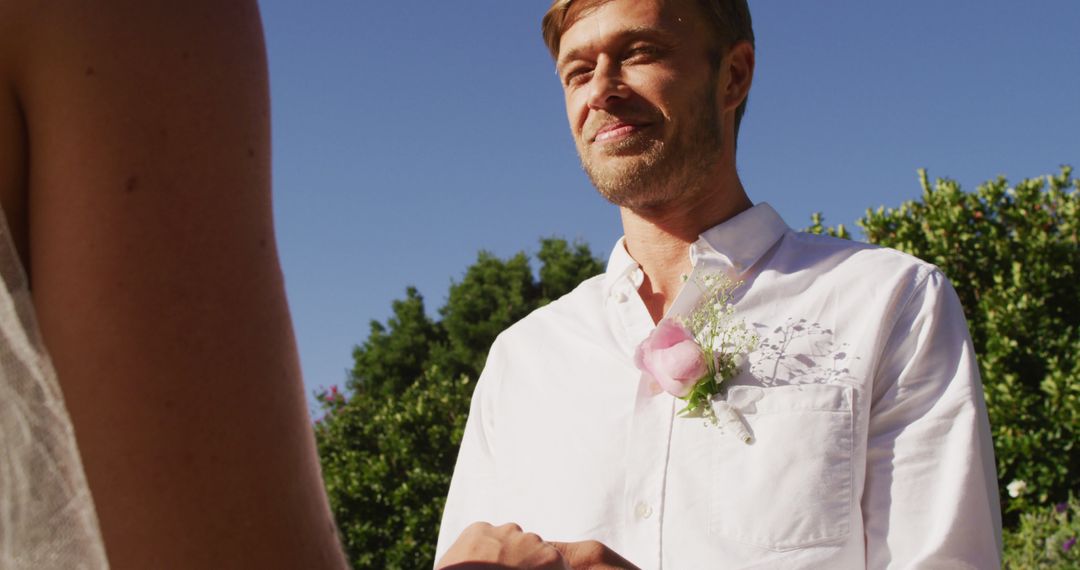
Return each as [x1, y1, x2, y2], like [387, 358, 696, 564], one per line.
[436, 0, 1001, 568]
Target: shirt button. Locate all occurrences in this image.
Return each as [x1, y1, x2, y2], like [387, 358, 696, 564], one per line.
[634, 502, 653, 519]
[612, 290, 628, 303]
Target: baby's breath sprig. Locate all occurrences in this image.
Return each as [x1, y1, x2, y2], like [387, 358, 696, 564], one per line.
[677, 273, 757, 424]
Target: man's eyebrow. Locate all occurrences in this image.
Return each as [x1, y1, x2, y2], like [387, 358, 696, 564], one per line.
[556, 26, 677, 71]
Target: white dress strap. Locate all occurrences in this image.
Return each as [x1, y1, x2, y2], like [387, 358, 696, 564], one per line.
[0, 209, 109, 569]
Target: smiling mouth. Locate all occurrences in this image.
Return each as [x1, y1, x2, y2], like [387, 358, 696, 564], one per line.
[592, 122, 651, 144]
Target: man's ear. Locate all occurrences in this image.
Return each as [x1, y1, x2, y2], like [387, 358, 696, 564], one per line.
[721, 41, 755, 114]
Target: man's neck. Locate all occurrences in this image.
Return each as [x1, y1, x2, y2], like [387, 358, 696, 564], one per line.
[621, 178, 751, 323]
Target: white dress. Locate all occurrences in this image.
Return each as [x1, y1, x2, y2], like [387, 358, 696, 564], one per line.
[0, 211, 109, 568]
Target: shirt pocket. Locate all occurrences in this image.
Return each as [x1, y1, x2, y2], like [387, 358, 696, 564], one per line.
[708, 383, 854, 551]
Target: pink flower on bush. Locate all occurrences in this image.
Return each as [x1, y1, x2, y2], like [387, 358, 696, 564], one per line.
[634, 319, 707, 398]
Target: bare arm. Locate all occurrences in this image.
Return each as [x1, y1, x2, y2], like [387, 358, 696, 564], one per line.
[3, 0, 345, 567]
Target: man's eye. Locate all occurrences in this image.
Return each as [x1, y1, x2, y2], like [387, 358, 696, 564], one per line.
[564, 68, 592, 86]
[625, 46, 660, 61]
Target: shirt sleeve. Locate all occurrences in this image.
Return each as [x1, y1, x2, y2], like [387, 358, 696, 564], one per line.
[863, 269, 1002, 568]
[433, 339, 504, 565]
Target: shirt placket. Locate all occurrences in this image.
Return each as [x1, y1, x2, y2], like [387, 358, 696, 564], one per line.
[604, 266, 663, 568]
[610, 257, 712, 569]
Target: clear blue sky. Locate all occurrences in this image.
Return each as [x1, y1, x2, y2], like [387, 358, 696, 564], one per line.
[258, 1, 1080, 406]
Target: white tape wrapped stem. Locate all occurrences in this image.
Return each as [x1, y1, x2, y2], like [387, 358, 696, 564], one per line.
[712, 400, 753, 444]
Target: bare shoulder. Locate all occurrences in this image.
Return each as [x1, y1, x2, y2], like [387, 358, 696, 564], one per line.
[0, 0, 270, 271]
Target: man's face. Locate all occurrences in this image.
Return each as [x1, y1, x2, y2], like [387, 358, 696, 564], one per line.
[556, 0, 726, 209]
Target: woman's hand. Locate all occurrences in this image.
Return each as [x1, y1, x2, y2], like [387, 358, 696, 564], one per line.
[436, 522, 570, 569]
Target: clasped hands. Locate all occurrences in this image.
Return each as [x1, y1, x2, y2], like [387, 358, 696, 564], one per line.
[437, 522, 639, 570]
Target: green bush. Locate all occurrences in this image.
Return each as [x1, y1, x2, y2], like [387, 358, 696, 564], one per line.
[314, 367, 472, 568]
[1003, 496, 1080, 569]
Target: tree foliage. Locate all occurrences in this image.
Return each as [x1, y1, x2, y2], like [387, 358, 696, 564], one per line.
[315, 238, 603, 568]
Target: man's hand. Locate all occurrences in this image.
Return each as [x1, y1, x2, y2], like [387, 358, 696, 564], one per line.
[436, 522, 570, 569]
[551, 540, 640, 570]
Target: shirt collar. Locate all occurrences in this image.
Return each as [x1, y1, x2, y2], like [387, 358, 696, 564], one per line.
[603, 202, 789, 295]
[691, 202, 789, 274]
[603, 236, 642, 297]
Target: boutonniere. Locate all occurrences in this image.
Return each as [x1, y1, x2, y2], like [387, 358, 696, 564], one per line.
[634, 274, 757, 442]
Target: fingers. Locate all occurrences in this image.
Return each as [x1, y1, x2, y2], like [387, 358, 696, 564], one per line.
[550, 540, 640, 570]
[437, 523, 638, 570]
[436, 522, 569, 570]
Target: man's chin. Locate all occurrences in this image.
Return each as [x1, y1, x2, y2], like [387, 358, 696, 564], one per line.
[598, 187, 676, 211]
[583, 150, 658, 179]
[588, 170, 670, 209]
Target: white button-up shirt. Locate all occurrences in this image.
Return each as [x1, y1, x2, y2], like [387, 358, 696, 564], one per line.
[436, 203, 1001, 569]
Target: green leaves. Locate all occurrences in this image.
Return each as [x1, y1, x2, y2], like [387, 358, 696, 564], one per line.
[679, 373, 719, 417]
[316, 367, 472, 568]
[804, 211, 852, 239]
[350, 287, 442, 398]
[1003, 495, 1080, 568]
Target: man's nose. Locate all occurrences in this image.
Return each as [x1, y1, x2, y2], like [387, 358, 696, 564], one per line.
[586, 60, 628, 110]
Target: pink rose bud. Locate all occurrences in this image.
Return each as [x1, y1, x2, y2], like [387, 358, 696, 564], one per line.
[634, 319, 707, 398]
